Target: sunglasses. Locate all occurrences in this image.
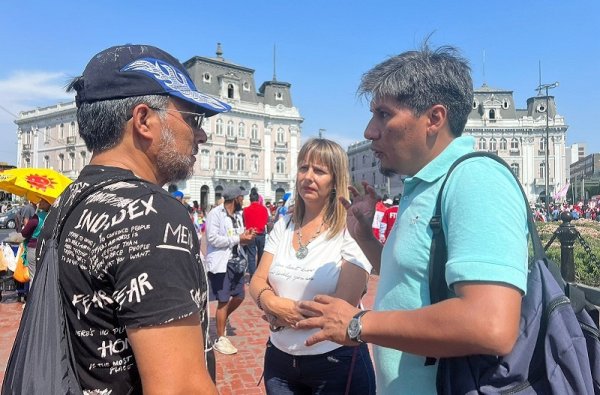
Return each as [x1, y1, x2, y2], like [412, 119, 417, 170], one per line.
[149, 106, 205, 130]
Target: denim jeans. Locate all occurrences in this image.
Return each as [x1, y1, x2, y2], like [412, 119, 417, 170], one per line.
[264, 340, 376, 395]
[246, 234, 265, 275]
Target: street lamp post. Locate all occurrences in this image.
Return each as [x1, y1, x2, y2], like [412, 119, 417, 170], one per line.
[537, 81, 559, 219]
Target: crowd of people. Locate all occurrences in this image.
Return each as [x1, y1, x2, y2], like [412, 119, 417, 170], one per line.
[6, 40, 595, 395]
[533, 201, 600, 222]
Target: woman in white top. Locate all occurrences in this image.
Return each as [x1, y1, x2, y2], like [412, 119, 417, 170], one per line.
[250, 138, 376, 394]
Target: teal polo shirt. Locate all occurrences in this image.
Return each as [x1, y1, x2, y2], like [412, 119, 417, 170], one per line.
[373, 136, 528, 395]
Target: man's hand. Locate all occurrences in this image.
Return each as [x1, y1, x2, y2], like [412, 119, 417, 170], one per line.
[239, 229, 256, 245]
[340, 181, 379, 244]
[295, 295, 361, 346]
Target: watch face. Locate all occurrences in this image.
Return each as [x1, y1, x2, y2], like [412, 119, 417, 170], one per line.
[348, 318, 361, 339]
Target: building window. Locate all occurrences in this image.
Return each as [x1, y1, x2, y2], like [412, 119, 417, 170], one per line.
[502, 99, 510, 109]
[216, 119, 223, 136]
[69, 152, 75, 170]
[539, 138, 545, 151]
[226, 152, 235, 170]
[500, 138, 508, 151]
[251, 154, 259, 172]
[227, 84, 234, 99]
[203, 72, 211, 83]
[58, 153, 65, 171]
[200, 149, 210, 170]
[539, 162, 545, 178]
[243, 81, 250, 91]
[511, 138, 519, 150]
[59, 123, 65, 139]
[472, 100, 478, 109]
[44, 155, 50, 168]
[478, 138, 487, 150]
[510, 163, 520, 179]
[372, 172, 376, 185]
[251, 124, 258, 140]
[44, 126, 50, 143]
[238, 122, 245, 138]
[362, 155, 366, 165]
[489, 138, 497, 151]
[80, 151, 87, 166]
[215, 151, 224, 170]
[277, 128, 284, 143]
[69, 122, 76, 137]
[489, 109, 496, 120]
[237, 154, 245, 171]
[276, 157, 285, 174]
[227, 121, 234, 137]
[275, 92, 283, 101]
[24, 131, 31, 144]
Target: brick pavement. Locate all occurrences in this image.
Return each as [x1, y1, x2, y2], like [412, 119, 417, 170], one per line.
[0, 277, 379, 393]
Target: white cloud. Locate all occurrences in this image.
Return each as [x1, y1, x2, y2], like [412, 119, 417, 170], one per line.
[0, 71, 74, 166]
[0, 70, 74, 121]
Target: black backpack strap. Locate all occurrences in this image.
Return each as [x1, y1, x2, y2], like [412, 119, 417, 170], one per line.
[425, 151, 539, 366]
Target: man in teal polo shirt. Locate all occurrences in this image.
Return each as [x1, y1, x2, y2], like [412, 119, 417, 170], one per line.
[297, 44, 528, 394]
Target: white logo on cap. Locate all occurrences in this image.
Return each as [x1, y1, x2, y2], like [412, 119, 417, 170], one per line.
[122, 58, 230, 111]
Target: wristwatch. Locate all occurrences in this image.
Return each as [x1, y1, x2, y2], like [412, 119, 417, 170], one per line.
[347, 310, 370, 344]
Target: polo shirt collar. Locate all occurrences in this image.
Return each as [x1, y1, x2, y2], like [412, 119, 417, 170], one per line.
[409, 136, 475, 183]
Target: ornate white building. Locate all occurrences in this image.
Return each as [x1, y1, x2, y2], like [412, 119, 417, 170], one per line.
[465, 84, 568, 203]
[15, 44, 303, 210]
[347, 140, 404, 198]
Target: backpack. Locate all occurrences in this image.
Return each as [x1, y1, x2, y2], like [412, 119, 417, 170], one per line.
[2, 176, 140, 395]
[427, 151, 600, 394]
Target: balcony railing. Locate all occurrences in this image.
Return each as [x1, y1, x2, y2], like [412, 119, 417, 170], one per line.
[535, 178, 554, 186]
[250, 138, 261, 147]
[272, 172, 289, 181]
[509, 148, 520, 155]
[22, 144, 31, 151]
[274, 141, 288, 152]
[225, 136, 238, 147]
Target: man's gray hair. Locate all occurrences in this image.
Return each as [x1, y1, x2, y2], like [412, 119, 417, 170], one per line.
[358, 44, 473, 137]
[67, 77, 170, 153]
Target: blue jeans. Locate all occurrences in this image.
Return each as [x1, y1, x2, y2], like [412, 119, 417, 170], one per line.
[264, 340, 376, 395]
[246, 234, 265, 275]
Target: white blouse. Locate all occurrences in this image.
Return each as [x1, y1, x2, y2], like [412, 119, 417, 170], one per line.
[265, 214, 372, 355]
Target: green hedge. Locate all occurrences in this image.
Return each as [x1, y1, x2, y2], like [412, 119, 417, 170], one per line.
[536, 219, 600, 287]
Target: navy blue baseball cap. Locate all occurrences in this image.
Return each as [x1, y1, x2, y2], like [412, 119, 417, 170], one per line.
[73, 44, 231, 117]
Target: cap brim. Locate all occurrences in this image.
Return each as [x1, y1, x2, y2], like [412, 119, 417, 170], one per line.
[168, 89, 231, 117]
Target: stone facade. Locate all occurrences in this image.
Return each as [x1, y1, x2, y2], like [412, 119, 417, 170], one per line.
[15, 45, 303, 210]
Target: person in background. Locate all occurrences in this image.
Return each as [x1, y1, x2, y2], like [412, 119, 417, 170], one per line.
[249, 138, 375, 394]
[20, 198, 51, 281]
[371, 196, 388, 240]
[296, 43, 527, 395]
[273, 198, 288, 223]
[243, 189, 269, 277]
[205, 186, 255, 355]
[379, 196, 400, 243]
[35, 44, 229, 394]
[16, 201, 36, 232]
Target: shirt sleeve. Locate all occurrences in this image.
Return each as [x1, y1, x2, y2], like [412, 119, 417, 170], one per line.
[110, 192, 204, 329]
[442, 158, 529, 293]
[341, 229, 372, 274]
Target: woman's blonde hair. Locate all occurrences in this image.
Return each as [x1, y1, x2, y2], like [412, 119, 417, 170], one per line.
[293, 138, 349, 239]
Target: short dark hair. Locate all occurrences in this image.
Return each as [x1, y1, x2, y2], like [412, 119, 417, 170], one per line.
[250, 192, 259, 202]
[359, 43, 473, 137]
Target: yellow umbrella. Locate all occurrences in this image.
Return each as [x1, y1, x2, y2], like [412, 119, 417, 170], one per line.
[0, 168, 72, 204]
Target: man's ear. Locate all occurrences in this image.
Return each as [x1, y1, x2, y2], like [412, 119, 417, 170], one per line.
[426, 104, 448, 136]
[130, 104, 156, 143]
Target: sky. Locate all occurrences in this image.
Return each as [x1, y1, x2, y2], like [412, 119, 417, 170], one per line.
[0, 1, 598, 166]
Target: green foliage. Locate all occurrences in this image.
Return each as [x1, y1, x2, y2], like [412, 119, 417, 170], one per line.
[536, 220, 600, 287]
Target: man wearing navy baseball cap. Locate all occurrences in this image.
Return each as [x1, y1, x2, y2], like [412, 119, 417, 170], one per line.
[36, 44, 226, 394]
